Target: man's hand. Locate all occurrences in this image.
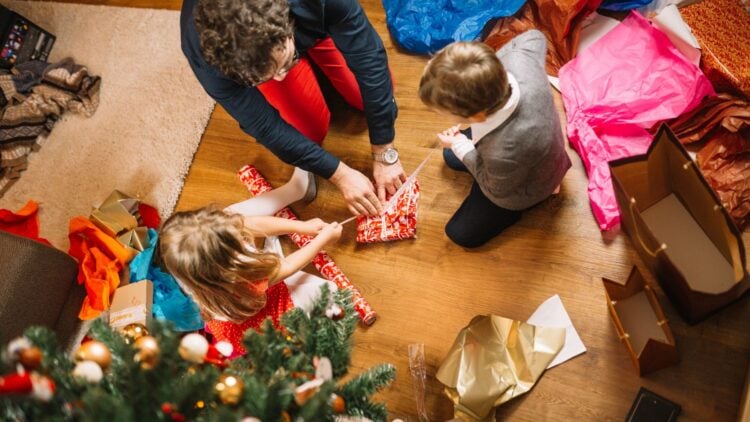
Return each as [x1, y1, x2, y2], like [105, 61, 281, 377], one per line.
[372, 143, 407, 203]
[329, 162, 383, 216]
[437, 124, 467, 149]
[373, 160, 407, 203]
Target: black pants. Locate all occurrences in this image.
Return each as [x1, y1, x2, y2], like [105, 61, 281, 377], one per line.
[443, 147, 523, 248]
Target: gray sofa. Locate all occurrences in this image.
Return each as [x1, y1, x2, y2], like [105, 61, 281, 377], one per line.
[0, 230, 86, 350]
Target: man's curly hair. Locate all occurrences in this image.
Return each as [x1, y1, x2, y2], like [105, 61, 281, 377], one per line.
[194, 0, 294, 86]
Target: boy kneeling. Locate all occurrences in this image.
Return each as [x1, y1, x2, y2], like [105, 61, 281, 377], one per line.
[419, 30, 571, 248]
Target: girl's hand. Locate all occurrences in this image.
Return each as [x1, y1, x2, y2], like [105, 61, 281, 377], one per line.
[302, 218, 326, 235]
[318, 222, 343, 247]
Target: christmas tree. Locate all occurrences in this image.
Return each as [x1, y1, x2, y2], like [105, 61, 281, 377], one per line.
[0, 286, 395, 421]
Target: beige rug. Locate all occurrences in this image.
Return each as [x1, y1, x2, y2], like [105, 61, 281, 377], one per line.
[0, 1, 215, 248]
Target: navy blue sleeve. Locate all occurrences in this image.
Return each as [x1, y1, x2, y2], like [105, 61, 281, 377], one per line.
[180, 2, 340, 178]
[324, 0, 397, 145]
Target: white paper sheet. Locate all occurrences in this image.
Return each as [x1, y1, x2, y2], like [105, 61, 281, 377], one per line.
[577, 12, 621, 55]
[528, 295, 587, 368]
[651, 4, 701, 66]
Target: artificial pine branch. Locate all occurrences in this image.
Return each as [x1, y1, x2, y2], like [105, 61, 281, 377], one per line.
[1, 285, 395, 420]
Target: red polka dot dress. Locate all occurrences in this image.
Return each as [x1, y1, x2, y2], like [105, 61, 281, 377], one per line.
[204, 279, 294, 357]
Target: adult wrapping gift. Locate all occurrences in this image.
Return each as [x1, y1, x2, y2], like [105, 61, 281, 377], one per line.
[382, 0, 526, 54]
[356, 180, 419, 243]
[436, 315, 565, 421]
[559, 11, 713, 230]
[129, 229, 204, 332]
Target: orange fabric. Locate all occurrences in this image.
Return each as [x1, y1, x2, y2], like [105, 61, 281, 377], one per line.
[0, 200, 50, 245]
[483, 0, 601, 76]
[68, 216, 132, 320]
[680, 0, 750, 99]
[205, 282, 294, 357]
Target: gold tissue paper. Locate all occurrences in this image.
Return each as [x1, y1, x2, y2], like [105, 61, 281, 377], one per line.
[436, 315, 566, 421]
[90, 190, 150, 255]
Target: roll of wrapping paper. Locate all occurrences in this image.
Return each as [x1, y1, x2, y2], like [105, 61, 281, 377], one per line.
[238, 165, 377, 325]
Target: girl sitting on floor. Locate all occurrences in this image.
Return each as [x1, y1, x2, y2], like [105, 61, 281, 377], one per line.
[159, 168, 341, 355]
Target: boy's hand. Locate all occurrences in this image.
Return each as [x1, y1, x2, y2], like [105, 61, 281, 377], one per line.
[302, 218, 326, 235]
[437, 124, 468, 149]
[318, 222, 343, 247]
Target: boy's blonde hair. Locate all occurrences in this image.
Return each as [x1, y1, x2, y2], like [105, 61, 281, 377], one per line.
[159, 206, 281, 323]
[419, 42, 510, 118]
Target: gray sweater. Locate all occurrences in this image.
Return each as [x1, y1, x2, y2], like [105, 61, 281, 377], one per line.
[462, 30, 571, 210]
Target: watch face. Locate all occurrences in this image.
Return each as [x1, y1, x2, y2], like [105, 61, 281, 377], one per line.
[384, 148, 399, 164]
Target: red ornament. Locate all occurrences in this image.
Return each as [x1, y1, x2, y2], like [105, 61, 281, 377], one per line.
[0, 372, 55, 401]
[171, 412, 185, 422]
[161, 402, 173, 414]
[0, 372, 32, 395]
[330, 394, 346, 414]
[203, 343, 228, 369]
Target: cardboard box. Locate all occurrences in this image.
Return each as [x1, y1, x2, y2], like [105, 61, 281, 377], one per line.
[109, 280, 153, 329]
[609, 125, 749, 324]
[603, 267, 678, 376]
[0, 5, 55, 68]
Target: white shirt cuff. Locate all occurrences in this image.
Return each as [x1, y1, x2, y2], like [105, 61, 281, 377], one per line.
[451, 138, 476, 162]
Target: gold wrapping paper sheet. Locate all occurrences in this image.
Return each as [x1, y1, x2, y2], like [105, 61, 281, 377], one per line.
[89, 190, 150, 253]
[436, 315, 566, 421]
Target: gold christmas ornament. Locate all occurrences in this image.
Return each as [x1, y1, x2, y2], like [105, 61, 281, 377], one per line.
[121, 323, 149, 344]
[74, 341, 111, 370]
[134, 336, 160, 370]
[215, 374, 244, 406]
[18, 346, 43, 370]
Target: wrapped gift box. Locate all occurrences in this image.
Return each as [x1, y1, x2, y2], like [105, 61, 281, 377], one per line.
[603, 267, 678, 376]
[109, 280, 153, 329]
[609, 125, 749, 324]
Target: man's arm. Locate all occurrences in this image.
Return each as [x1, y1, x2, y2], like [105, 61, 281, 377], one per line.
[325, 0, 407, 202]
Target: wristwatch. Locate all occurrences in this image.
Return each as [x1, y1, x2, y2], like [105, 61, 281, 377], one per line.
[372, 147, 399, 165]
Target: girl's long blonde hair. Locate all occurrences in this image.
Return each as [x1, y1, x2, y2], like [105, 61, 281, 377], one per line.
[159, 206, 281, 323]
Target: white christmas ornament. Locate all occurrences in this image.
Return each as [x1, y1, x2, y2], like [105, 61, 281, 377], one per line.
[215, 341, 233, 357]
[73, 360, 103, 383]
[178, 333, 209, 363]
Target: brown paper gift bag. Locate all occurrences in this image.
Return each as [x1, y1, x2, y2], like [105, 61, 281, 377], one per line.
[603, 267, 678, 376]
[609, 125, 749, 324]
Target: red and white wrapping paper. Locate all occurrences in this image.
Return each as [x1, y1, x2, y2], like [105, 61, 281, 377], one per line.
[238, 165, 377, 325]
[356, 180, 419, 243]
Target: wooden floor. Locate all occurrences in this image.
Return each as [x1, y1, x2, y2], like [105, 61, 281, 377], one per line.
[60, 0, 750, 420]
